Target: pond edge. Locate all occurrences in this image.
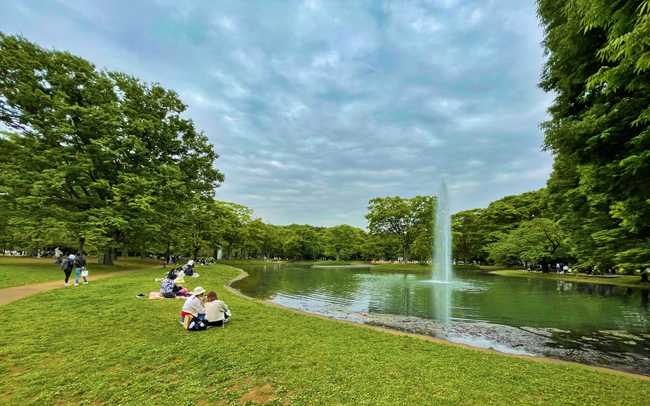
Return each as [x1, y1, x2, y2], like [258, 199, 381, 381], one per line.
[222, 264, 650, 382]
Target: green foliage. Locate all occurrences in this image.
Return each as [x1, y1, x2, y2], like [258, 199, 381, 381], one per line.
[366, 196, 434, 262]
[0, 34, 222, 263]
[449, 189, 548, 265]
[538, 0, 650, 270]
[486, 218, 568, 265]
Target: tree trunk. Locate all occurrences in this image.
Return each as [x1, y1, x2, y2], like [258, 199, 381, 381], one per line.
[165, 241, 171, 267]
[78, 236, 85, 254]
[101, 247, 114, 265]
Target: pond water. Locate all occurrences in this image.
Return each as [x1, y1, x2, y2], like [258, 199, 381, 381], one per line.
[231, 263, 650, 375]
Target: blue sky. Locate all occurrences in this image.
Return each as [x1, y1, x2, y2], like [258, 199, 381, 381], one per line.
[0, 0, 553, 227]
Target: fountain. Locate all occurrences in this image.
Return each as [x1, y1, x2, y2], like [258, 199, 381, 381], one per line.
[432, 181, 452, 283]
[429, 181, 453, 322]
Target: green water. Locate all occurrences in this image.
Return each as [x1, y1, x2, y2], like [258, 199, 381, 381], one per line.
[232, 263, 650, 372]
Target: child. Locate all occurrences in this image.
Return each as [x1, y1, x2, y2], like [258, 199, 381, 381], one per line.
[73, 252, 88, 286]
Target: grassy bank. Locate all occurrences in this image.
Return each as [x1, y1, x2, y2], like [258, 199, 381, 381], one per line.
[491, 269, 649, 289]
[0, 264, 648, 404]
[221, 259, 480, 273]
[0, 256, 162, 288]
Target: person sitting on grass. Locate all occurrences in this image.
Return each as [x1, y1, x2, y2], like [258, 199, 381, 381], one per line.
[205, 291, 231, 327]
[180, 287, 207, 330]
[160, 273, 182, 298]
[182, 259, 195, 276]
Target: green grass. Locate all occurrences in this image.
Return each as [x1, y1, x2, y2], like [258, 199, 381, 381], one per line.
[0, 264, 648, 405]
[491, 269, 649, 289]
[0, 256, 162, 288]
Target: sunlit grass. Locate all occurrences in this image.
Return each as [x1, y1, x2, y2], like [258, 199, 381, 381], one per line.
[491, 269, 648, 289]
[0, 256, 162, 288]
[0, 264, 648, 404]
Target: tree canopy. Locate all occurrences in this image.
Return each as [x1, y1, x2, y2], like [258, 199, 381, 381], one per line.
[0, 34, 222, 263]
[538, 0, 650, 271]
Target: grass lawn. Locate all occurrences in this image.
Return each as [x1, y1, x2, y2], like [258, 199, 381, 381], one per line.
[491, 269, 649, 289]
[0, 256, 162, 288]
[1, 264, 648, 405]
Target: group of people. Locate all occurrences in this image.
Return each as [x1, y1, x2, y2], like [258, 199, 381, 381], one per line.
[180, 287, 231, 330]
[156, 260, 232, 330]
[58, 251, 89, 287]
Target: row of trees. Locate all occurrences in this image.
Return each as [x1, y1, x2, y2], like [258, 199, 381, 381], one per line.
[3, 11, 649, 273]
[0, 35, 438, 264]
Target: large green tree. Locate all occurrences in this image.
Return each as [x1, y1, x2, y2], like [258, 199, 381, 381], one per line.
[539, 1, 650, 272]
[366, 196, 434, 262]
[0, 34, 222, 263]
[486, 218, 568, 267]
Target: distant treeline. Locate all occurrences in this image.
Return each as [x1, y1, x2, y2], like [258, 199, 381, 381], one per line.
[2, 0, 650, 275]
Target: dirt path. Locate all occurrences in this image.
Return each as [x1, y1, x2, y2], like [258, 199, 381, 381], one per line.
[0, 271, 133, 306]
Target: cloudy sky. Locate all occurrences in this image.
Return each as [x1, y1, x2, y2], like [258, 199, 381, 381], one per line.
[1, 0, 553, 228]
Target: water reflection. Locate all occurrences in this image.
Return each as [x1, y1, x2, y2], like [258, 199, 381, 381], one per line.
[231, 264, 650, 373]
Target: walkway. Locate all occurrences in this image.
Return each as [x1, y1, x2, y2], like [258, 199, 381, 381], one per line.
[0, 271, 133, 306]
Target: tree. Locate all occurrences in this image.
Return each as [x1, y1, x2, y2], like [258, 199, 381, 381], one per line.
[486, 218, 568, 267]
[0, 34, 222, 263]
[324, 225, 365, 261]
[366, 196, 434, 262]
[538, 1, 650, 271]
[452, 208, 487, 264]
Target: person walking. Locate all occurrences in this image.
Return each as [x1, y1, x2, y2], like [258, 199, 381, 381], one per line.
[73, 252, 88, 286]
[62, 254, 75, 287]
[54, 247, 63, 265]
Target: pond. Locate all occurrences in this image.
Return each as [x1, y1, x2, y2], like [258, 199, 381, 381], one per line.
[231, 263, 650, 375]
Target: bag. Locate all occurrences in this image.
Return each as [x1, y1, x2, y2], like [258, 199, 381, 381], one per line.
[188, 318, 207, 331]
[182, 314, 206, 331]
[81, 267, 89, 277]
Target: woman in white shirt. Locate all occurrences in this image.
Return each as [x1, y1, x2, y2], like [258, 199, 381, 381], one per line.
[180, 287, 208, 330]
[205, 291, 231, 327]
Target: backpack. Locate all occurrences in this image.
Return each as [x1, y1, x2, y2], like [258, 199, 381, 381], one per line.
[63, 258, 73, 272]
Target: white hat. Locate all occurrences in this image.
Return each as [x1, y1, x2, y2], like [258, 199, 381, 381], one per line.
[68, 254, 75, 260]
[191, 286, 206, 296]
[187, 260, 195, 266]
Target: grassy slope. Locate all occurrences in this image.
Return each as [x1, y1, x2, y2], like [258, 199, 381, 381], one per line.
[492, 269, 649, 289]
[0, 264, 648, 405]
[0, 257, 162, 288]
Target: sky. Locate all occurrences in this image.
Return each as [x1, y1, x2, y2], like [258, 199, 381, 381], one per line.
[0, 0, 554, 228]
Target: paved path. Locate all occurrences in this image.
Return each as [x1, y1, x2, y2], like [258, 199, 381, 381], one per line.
[0, 271, 133, 306]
